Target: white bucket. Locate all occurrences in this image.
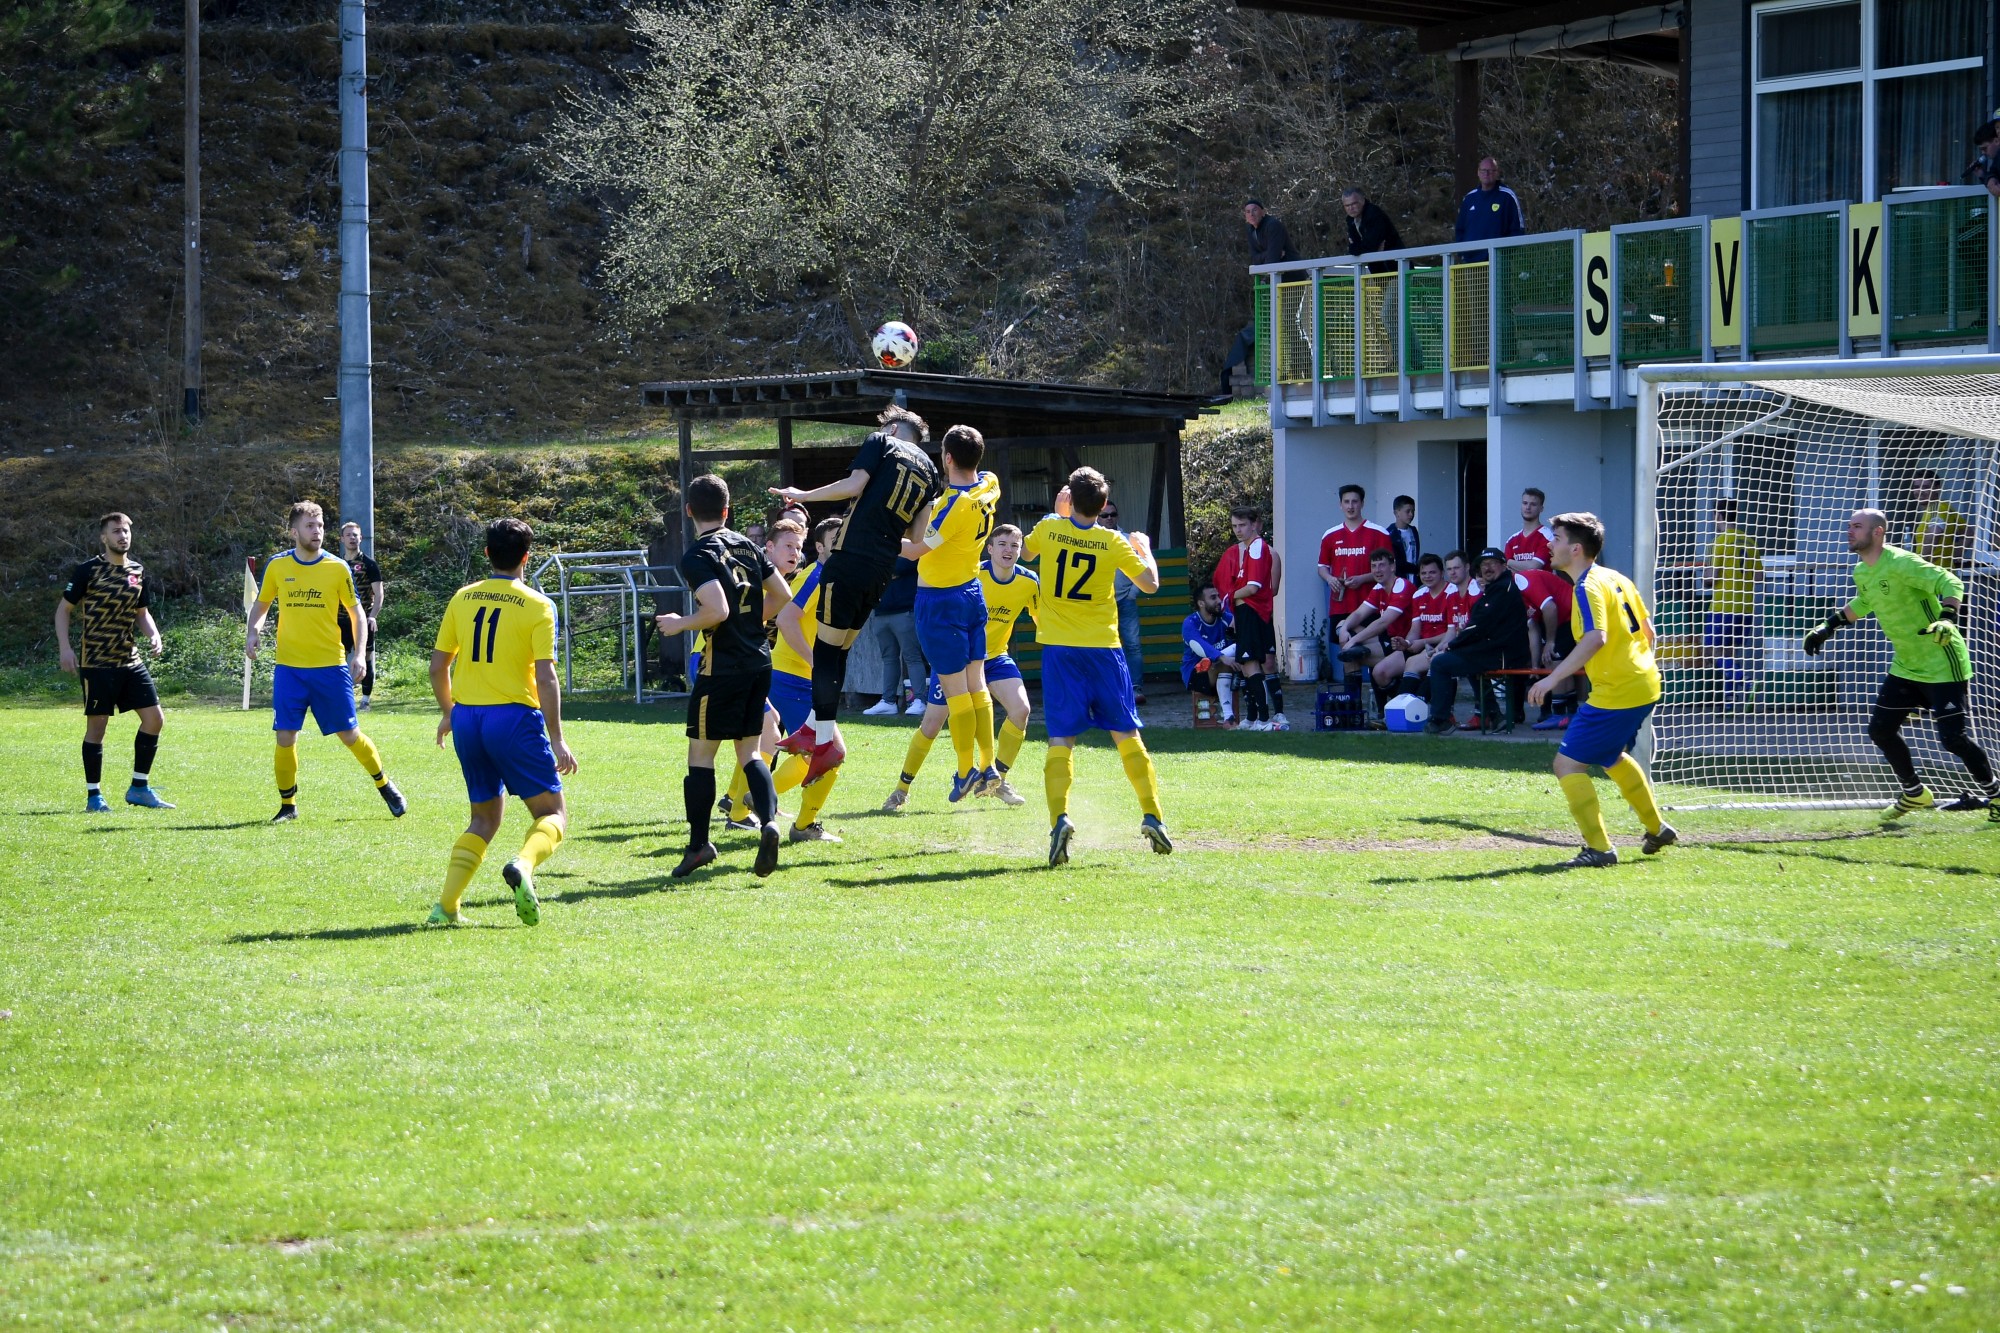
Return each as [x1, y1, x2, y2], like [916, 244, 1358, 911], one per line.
[1286, 635, 1320, 682]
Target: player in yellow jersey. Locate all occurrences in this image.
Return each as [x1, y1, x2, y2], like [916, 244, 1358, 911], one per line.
[901, 425, 1002, 803]
[884, 523, 1040, 810]
[425, 518, 578, 927]
[1704, 497, 1759, 707]
[1528, 512, 1674, 868]
[1025, 467, 1171, 866]
[246, 501, 405, 823]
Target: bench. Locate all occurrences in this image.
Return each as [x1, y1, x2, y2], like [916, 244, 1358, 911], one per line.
[1470, 668, 1549, 733]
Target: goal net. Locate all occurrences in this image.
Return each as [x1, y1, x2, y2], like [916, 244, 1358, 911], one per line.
[1639, 361, 2000, 809]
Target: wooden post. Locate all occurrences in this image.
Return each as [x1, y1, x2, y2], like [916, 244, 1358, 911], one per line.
[1164, 432, 1186, 550]
[1453, 59, 1481, 203]
[777, 416, 794, 489]
[181, 0, 202, 423]
[1143, 429, 1169, 544]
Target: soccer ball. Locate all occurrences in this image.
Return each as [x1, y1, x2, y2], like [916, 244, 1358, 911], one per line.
[871, 321, 920, 369]
[1384, 693, 1431, 733]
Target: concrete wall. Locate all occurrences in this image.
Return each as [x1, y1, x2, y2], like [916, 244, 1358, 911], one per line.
[1687, 0, 1746, 217]
[1487, 407, 1638, 572]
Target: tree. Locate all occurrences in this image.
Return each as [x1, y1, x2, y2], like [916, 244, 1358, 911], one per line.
[546, 0, 1220, 351]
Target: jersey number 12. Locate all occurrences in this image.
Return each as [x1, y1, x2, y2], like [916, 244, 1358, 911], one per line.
[1053, 548, 1098, 601]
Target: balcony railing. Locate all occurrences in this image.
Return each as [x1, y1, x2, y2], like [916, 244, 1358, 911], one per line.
[1250, 187, 1996, 422]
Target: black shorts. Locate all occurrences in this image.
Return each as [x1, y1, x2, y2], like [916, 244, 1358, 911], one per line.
[818, 554, 892, 633]
[81, 664, 159, 716]
[687, 666, 773, 741]
[1234, 605, 1276, 662]
[1874, 674, 1970, 722]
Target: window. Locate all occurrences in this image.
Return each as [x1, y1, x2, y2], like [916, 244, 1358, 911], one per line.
[1751, 0, 1989, 207]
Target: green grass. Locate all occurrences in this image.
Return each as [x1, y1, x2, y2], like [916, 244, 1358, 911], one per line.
[3, 700, 1998, 1328]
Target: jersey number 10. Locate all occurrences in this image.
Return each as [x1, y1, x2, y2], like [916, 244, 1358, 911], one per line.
[468, 607, 503, 663]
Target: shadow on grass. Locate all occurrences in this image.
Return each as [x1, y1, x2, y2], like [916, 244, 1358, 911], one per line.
[228, 921, 444, 943]
[826, 864, 1020, 889]
[1406, 815, 1572, 848]
[1371, 860, 1581, 885]
[1707, 840, 1991, 877]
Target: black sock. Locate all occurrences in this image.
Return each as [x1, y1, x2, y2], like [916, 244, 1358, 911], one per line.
[1269, 680, 1284, 715]
[1869, 711, 1921, 789]
[743, 757, 778, 825]
[811, 638, 849, 723]
[82, 741, 103, 789]
[1244, 677, 1263, 722]
[133, 731, 158, 786]
[684, 768, 717, 849]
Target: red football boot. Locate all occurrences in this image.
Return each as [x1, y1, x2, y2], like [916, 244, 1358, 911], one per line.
[804, 732, 848, 784]
[776, 723, 815, 756]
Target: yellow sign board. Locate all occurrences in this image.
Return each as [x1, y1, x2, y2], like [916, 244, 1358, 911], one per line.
[1708, 217, 1742, 348]
[1848, 201, 1882, 338]
[1581, 231, 1611, 357]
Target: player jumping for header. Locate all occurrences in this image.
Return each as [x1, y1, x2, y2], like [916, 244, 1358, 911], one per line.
[427, 518, 578, 927]
[1526, 512, 1675, 868]
[768, 405, 941, 782]
[246, 501, 406, 823]
[1027, 467, 1171, 866]
[1803, 507, 1999, 821]
[56, 512, 174, 811]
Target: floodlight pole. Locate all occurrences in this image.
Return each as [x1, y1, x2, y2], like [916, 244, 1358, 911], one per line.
[337, 0, 375, 556]
[181, 0, 202, 423]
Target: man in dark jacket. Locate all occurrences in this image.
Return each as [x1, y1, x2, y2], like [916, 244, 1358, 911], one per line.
[1343, 189, 1403, 274]
[1426, 548, 1530, 734]
[1453, 157, 1525, 262]
[1220, 199, 1301, 399]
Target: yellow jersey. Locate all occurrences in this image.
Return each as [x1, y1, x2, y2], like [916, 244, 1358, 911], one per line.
[1571, 563, 1662, 710]
[1023, 514, 1149, 649]
[1911, 500, 1968, 569]
[259, 548, 359, 669]
[979, 561, 1039, 658]
[1708, 529, 1759, 616]
[434, 575, 558, 708]
[771, 562, 824, 680]
[917, 471, 1000, 588]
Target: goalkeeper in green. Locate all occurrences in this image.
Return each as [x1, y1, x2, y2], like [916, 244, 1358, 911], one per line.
[1804, 507, 1998, 820]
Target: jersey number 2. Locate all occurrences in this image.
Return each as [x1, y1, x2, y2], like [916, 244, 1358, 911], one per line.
[1053, 549, 1098, 600]
[468, 607, 502, 663]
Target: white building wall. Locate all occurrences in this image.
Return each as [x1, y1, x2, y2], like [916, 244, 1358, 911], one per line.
[1489, 407, 1638, 572]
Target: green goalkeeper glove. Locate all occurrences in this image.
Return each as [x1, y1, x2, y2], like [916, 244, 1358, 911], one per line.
[1802, 611, 1845, 657]
[1924, 606, 1964, 648]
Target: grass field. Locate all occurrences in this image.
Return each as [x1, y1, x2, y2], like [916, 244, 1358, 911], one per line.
[3, 700, 1998, 1328]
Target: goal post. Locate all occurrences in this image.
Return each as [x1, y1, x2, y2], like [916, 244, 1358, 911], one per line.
[1635, 355, 2000, 810]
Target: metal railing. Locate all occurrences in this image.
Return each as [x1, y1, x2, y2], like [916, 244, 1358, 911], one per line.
[530, 550, 692, 706]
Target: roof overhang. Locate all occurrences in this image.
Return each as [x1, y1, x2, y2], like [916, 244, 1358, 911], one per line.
[1235, 0, 1683, 71]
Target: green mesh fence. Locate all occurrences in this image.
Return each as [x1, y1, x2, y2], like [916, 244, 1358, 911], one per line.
[1404, 268, 1444, 374]
[1616, 226, 1702, 363]
[1251, 281, 1270, 386]
[1319, 275, 1357, 381]
[1888, 196, 1992, 344]
[1496, 241, 1574, 372]
[1748, 211, 1842, 353]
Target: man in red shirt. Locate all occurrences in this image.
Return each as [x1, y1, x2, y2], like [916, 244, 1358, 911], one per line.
[1316, 483, 1393, 686]
[1215, 506, 1284, 731]
[1524, 566, 1581, 730]
[1504, 487, 1554, 573]
[1385, 553, 1453, 695]
[1334, 548, 1414, 714]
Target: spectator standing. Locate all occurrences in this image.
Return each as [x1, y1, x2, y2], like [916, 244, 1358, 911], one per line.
[1705, 498, 1759, 710]
[1215, 506, 1281, 730]
[1426, 547, 1529, 734]
[1453, 156, 1525, 261]
[1970, 118, 1999, 200]
[1388, 495, 1421, 579]
[858, 556, 928, 717]
[1316, 485, 1394, 681]
[1182, 586, 1239, 726]
[1219, 199, 1301, 400]
[1907, 470, 1968, 569]
[1343, 188, 1404, 272]
[338, 522, 385, 710]
[1504, 488, 1554, 572]
[1102, 502, 1149, 707]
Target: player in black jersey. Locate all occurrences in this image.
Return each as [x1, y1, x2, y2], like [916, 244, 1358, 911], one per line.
[768, 405, 940, 781]
[656, 474, 795, 880]
[55, 512, 174, 811]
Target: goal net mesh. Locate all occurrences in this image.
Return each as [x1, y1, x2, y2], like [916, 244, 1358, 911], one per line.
[1646, 370, 2000, 809]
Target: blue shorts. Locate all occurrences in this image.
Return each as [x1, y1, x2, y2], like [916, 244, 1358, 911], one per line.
[1041, 644, 1142, 739]
[925, 652, 1024, 706]
[914, 583, 988, 677]
[452, 702, 562, 804]
[1704, 612, 1754, 655]
[769, 669, 813, 734]
[1559, 701, 1657, 768]
[272, 664, 357, 736]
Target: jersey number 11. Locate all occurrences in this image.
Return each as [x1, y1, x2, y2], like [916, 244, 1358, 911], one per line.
[468, 607, 503, 663]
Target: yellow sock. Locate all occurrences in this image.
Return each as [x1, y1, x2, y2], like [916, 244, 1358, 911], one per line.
[773, 752, 809, 795]
[794, 768, 839, 829]
[1607, 756, 1664, 836]
[997, 718, 1027, 774]
[1559, 772, 1614, 852]
[946, 692, 977, 778]
[726, 761, 752, 808]
[898, 730, 936, 792]
[1116, 734, 1163, 819]
[344, 732, 388, 787]
[972, 690, 995, 770]
[274, 743, 299, 801]
[441, 831, 488, 915]
[1044, 743, 1074, 826]
[517, 815, 564, 870]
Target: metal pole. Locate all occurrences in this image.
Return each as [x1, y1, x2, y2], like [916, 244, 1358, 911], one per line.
[338, 0, 375, 556]
[182, 0, 202, 423]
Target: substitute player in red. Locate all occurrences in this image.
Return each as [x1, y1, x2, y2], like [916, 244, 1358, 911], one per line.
[1317, 484, 1393, 683]
[1215, 506, 1281, 731]
[1504, 487, 1554, 572]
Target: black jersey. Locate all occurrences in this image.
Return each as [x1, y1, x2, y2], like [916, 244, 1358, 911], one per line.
[62, 555, 154, 668]
[338, 552, 381, 627]
[679, 528, 777, 676]
[828, 431, 939, 574]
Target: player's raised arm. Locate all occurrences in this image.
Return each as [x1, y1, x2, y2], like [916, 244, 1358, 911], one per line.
[1122, 530, 1160, 595]
[771, 468, 868, 507]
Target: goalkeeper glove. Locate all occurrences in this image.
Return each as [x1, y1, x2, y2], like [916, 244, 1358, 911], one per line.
[1802, 611, 1845, 656]
[1924, 605, 1964, 647]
